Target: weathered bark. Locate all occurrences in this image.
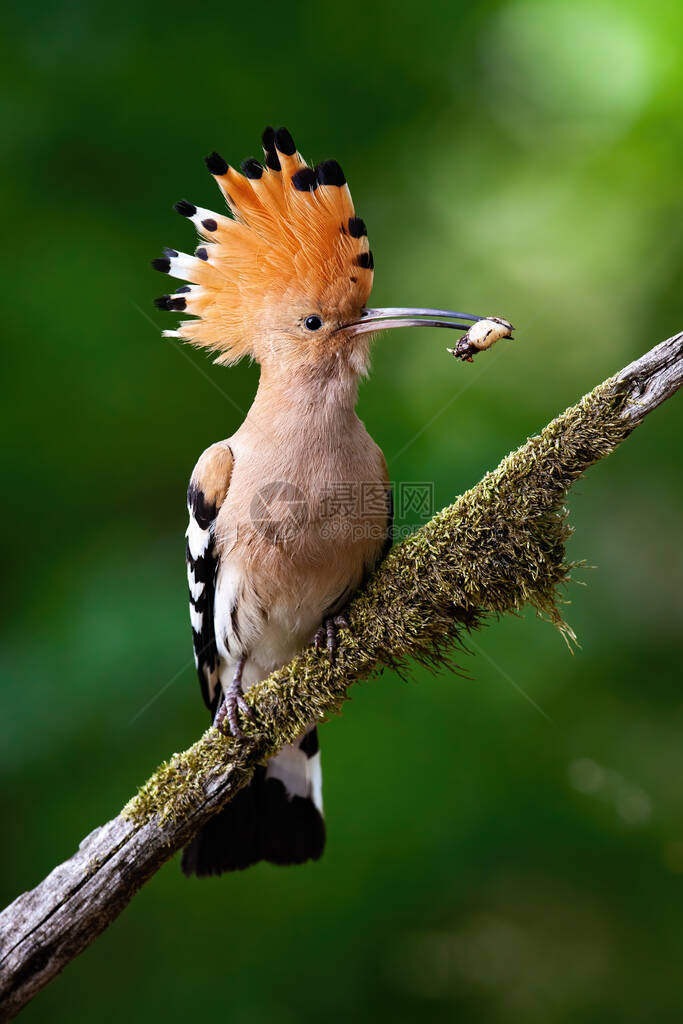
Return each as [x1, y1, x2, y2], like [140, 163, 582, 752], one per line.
[0, 332, 680, 1021]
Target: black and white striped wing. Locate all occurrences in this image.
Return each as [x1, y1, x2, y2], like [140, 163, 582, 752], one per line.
[185, 442, 234, 719]
[186, 484, 220, 717]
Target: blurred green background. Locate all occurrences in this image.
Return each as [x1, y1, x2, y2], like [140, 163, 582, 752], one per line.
[2, 0, 682, 1020]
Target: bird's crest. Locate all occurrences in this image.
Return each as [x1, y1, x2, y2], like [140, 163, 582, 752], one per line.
[153, 127, 373, 365]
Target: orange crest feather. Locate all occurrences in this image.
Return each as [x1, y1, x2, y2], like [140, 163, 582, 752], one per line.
[153, 127, 373, 364]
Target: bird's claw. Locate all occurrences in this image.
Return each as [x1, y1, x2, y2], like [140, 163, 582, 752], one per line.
[313, 614, 350, 664]
[214, 658, 253, 738]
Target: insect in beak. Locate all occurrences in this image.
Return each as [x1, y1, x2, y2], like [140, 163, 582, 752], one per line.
[343, 308, 515, 361]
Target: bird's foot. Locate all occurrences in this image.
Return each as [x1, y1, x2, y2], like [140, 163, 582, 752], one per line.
[214, 657, 253, 738]
[313, 614, 350, 664]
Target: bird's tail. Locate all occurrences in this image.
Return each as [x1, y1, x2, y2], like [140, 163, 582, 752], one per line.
[181, 728, 325, 876]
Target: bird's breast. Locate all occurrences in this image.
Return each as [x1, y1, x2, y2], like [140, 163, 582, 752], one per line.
[212, 421, 388, 670]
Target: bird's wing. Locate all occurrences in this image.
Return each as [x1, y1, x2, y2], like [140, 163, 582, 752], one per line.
[186, 441, 234, 718]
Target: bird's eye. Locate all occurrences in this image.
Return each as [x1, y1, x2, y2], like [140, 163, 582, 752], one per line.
[304, 315, 323, 331]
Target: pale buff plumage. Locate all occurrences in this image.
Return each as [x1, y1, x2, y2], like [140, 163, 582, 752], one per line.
[209, 358, 389, 694]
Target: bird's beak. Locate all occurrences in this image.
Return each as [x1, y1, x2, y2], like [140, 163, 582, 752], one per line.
[343, 307, 487, 336]
[342, 307, 514, 360]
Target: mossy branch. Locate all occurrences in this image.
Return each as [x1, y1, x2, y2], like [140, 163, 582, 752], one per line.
[1, 332, 681, 1021]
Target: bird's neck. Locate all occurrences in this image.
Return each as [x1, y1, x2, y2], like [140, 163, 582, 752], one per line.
[247, 359, 361, 442]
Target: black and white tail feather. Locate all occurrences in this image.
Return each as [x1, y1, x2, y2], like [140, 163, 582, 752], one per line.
[182, 465, 325, 877]
[181, 730, 325, 876]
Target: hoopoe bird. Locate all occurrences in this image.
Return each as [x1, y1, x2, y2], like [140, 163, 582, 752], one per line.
[152, 126, 512, 876]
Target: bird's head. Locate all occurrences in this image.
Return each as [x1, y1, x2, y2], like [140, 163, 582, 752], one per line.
[153, 127, 511, 378]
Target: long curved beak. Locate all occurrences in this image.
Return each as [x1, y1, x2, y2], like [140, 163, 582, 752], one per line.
[344, 306, 487, 336]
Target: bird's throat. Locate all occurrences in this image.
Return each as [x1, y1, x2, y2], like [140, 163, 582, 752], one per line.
[245, 357, 362, 448]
